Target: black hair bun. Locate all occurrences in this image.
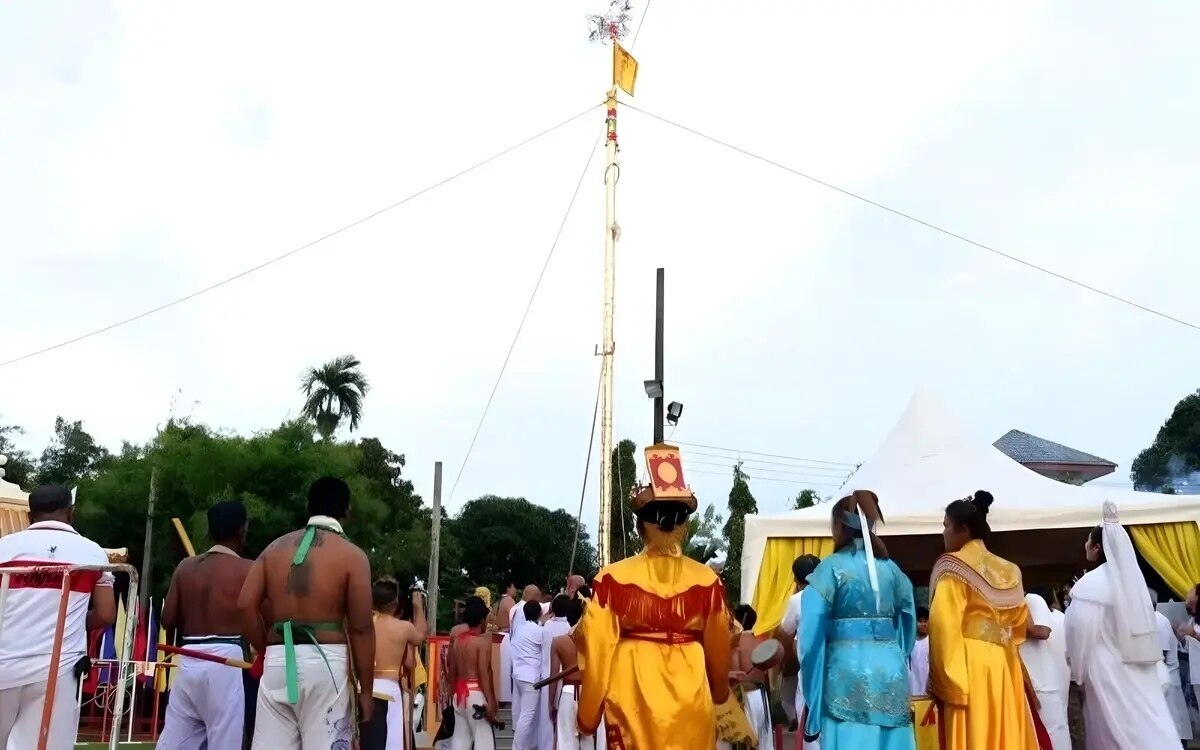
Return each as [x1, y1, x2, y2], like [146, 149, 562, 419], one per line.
[973, 490, 994, 515]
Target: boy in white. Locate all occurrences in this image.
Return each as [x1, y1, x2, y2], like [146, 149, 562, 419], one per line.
[907, 607, 930, 696]
[772, 549, 820, 748]
[776, 554, 820, 750]
[1021, 587, 1070, 750]
[510, 601, 545, 750]
[0, 485, 116, 750]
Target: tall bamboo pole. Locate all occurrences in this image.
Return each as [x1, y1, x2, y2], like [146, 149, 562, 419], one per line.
[597, 84, 620, 567]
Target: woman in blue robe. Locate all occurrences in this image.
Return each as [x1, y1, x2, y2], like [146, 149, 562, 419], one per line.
[799, 489, 917, 750]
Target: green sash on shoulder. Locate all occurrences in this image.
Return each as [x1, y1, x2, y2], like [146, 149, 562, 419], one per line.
[278, 520, 348, 704]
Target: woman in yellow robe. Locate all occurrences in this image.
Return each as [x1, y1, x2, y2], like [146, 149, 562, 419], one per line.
[928, 490, 1039, 750]
[573, 485, 732, 750]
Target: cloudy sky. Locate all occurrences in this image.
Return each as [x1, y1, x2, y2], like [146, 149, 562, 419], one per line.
[3, 2, 1199, 535]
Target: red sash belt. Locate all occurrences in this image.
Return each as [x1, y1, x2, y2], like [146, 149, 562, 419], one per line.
[622, 631, 698, 645]
[455, 677, 481, 707]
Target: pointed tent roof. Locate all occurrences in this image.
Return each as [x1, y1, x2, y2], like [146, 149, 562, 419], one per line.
[740, 391, 1200, 598]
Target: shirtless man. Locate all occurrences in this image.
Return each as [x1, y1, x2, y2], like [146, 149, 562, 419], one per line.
[548, 599, 598, 750]
[449, 596, 498, 749]
[160, 500, 254, 749]
[238, 476, 375, 748]
[496, 582, 517, 704]
[363, 578, 427, 750]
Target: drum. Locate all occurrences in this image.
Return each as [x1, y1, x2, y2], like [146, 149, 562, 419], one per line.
[750, 639, 783, 671]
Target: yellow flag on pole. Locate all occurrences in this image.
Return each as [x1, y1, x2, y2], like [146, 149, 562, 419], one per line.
[612, 42, 638, 96]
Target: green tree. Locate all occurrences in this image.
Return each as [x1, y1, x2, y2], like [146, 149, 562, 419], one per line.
[608, 439, 640, 560]
[452, 496, 599, 593]
[0, 419, 36, 490]
[683, 503, 726, 564]
[300, 355, 370, 440]
[37, 416, 110, 486]
[1131, 390, 1200, 491]
[73, 418, 444, 602]
[721, 463, 758, 605]
[793, 488, 819, 510]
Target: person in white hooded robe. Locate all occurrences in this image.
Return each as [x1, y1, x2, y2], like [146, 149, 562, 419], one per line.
[1064, 503, 1178, 750]
[1019, 586, 1070, 750]
[1149, 587, 1192, 745]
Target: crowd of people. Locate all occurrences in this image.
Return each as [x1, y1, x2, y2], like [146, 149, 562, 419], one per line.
[1, 474, 1197, 750]
[742, 489, 1187, 750]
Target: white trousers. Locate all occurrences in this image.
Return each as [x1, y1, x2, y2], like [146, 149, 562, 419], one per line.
[450, 688, 495, 750]
[554, 685, 606, 750]
[0, 673, 79, 750]
[374, 678, 407, 750]
[252, 644, 351, 750]
[1034, 688, 1071, 750]
[743, 687, 774, 750]
[157, 641, 246, 750]
[498, 634, 512, 703]
[513, 680, 539, 750]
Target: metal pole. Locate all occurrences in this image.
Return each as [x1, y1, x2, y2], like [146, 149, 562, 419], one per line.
[427, 461, 442, 635]
[37, 572, 73, 750]
[111, 567, 139, 750]
[138, 466, 158, 615]
[597, 85, 620, 568]
[653, 268, 665, 444]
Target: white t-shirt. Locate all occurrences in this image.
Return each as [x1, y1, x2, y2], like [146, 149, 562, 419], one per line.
[779, 590, 803, 643]
[510, 618, 545, 683]
[908, 637, 930, 695]
[0, 520, 113, 689]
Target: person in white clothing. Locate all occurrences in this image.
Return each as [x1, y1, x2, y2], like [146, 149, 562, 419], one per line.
[158, 500, 255, 750]
[775, 553, 820, 748]
[496, 582, 518, 705]
[537, 595, 572, 750]
[907, 607, 930, 696]
[1020, 586, 1070, 750]
[510, 600, 545, 750]
[1149, 587, 1192, 745]
[1064, 505, 1178, 749]
[0, 485, 117, 750]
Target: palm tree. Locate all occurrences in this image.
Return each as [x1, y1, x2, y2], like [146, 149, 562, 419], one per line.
[299, 355, 370, 440]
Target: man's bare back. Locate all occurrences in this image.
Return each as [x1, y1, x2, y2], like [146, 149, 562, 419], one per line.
[163, 552, 252, 637]
[238, 518, 376, 724]
[241, 527, 372, 646]
[374, 591, 427, 679]
[496, 593, 516, 633]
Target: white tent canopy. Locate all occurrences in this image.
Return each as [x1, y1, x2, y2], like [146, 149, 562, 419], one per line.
[741, 390, 1200, 598]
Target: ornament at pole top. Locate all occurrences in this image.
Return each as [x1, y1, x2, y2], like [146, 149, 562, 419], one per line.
[0, 453, 7, 479]
[587, 0, 633, 43]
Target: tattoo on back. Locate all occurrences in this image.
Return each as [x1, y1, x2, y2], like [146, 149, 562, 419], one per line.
[284, 529, 327, 596]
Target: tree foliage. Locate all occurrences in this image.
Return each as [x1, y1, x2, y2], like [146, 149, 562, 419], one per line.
[793, 489, 819, 510]
[722, 463, 758, 605]
[684, 503, 726, 564]
[70, 418, 459, 602]
[452, 495, 598, 593]
[1131, 390, 1200, 491]
[300, 355, 370, 440]
[608, 439, 640, 560]
[0, 419, 36, 490]
[37, 416, 111, 486]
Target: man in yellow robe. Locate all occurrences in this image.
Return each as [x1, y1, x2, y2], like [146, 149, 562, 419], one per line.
[573, 444, 733, 750]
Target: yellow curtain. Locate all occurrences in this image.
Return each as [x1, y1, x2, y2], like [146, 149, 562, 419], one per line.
[1130, 521, 1200, 600]
[750, 536, 834, 635]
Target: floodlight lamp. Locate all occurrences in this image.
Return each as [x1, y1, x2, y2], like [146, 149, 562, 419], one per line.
[666, 401, 684, 425]
[643, 379, 663, 399]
